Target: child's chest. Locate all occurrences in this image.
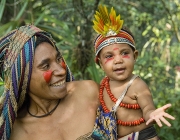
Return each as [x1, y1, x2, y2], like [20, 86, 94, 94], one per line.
[103, 87, 137, 106]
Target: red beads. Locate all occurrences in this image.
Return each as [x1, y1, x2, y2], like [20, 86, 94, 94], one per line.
[99, 76, 145, 126]
[120, 102, 140, 109]
[117, 118, 145, 126]
[99, 78, 110, 113]
[103, 77, 140, 109]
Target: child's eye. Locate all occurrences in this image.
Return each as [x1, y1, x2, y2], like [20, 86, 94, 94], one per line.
[105, 54, 113, 58]
[122, 51, 129, 56]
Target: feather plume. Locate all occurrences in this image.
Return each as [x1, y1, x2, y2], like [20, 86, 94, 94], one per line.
[93, 5, 124, 37]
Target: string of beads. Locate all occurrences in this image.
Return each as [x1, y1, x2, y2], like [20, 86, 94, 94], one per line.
[99, 76, 145, 126]
[117, 117, 145, 126]
[105, 76, 140, 109]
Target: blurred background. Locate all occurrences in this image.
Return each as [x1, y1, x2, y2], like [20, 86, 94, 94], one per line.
[0, 0, 179, 139]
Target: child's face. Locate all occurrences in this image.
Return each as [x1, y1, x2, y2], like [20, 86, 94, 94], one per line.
[98, 43, 138, 81]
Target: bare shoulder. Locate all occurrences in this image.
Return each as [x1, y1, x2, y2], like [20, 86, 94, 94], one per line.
[131, 76, 155, 107]
[66, 80, 99, 91]
[66, 80, 99, 101]
[10, 117, 28, 140]
[132, 76, 150, 93]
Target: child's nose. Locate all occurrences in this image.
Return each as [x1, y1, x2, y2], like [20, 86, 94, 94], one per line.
[114, 55, 123, 64]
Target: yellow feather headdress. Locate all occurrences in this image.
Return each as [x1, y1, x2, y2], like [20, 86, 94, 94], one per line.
[93, 5, 124, 37]
[92, 5, 136, 64]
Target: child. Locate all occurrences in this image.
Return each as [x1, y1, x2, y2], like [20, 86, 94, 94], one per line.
[92, 5, 175, 139]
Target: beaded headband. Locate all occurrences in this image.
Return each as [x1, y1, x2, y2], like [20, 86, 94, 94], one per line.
[93, 5, 136, 63]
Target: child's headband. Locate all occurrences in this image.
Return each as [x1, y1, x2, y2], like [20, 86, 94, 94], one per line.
[93, 5, 136, 63]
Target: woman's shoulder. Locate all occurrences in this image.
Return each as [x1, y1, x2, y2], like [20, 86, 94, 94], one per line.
[69, 79, 98, 84]
[67, 80, 99, 101]
[67, 80, 99, 90]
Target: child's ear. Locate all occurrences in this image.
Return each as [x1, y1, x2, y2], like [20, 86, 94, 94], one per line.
[98, 58, 104, 71]
[134, 50, 138, 61]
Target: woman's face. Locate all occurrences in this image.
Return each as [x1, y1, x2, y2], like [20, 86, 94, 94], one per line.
[29, 42, 67, 100]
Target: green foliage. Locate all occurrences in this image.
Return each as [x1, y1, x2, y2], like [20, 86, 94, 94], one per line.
[0, 80, 4, 96]
[0, 0, 6, 21]
[86, 59, 104, 83]
[0, 0, 180, 139]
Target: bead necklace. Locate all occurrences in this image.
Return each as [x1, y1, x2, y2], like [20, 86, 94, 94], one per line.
[117, 117, 145, 126]
[99, 77, 145, 126]
[99, 77, 110, 113]
[27, 99, 60, 118]
[105, 77, 140, 109]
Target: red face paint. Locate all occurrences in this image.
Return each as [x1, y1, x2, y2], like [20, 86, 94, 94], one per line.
[122, 55, 130, 58]
[43, 70, 52, 83]
[113, 47, 119, 51]
[105, 57, 114, 64]
[61, 59, 66, 70]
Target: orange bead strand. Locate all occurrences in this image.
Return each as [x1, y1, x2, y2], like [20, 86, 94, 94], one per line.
[104, 77, 140, 109]
[99, 77, 145, 126]
[117, 117, 145, 126]
[99, 78, 110, 113]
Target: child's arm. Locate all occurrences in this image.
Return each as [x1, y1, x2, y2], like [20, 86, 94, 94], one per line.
[146, 104, 175, 127]
[133, 77, 175, 127]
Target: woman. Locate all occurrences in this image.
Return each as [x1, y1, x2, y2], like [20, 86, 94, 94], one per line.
[0, 25, 101, 140]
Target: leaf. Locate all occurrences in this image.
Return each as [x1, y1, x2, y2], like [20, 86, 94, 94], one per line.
[15, 1, 28, 20]
[0, 85, 4, 96]
[0, 21, 19, 36]
[34, 12, 46, 25]
[0, 0, 6, 22]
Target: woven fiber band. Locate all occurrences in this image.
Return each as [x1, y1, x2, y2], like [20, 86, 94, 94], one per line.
[95, 37, 136, 56]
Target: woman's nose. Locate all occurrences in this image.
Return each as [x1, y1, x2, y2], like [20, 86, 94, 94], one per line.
[52, 62, 66, 76]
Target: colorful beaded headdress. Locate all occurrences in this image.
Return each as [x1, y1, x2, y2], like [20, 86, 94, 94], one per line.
[0, 25, 73, 139]
[93, 5, 136, 63]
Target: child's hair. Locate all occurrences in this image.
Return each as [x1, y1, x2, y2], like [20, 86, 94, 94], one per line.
[121, 26, 136, 52]
[121, 27, 135, 40]
[94, 26, 136, 65]
[92, 5, 136, 64]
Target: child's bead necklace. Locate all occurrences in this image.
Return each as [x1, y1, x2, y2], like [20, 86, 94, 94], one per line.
[105, 77, 140, 109]
[99, 77, 145, 126]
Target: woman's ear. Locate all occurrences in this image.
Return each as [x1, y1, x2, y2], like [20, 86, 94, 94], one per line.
[134, 50, 138, 61]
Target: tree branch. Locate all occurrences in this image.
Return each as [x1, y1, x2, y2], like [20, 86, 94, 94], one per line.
[160, 0, 180, 42]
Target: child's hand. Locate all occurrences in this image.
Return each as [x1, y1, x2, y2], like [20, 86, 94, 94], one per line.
[146, 103, 175, 127]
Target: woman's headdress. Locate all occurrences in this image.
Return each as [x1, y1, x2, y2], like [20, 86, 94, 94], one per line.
[93, 5, 136, 63]
[0, 25, 73, 139]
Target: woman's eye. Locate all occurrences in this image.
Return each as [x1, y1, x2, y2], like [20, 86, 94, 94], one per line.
[42, 64, 49, 70]
[57, 57, 62, 63]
